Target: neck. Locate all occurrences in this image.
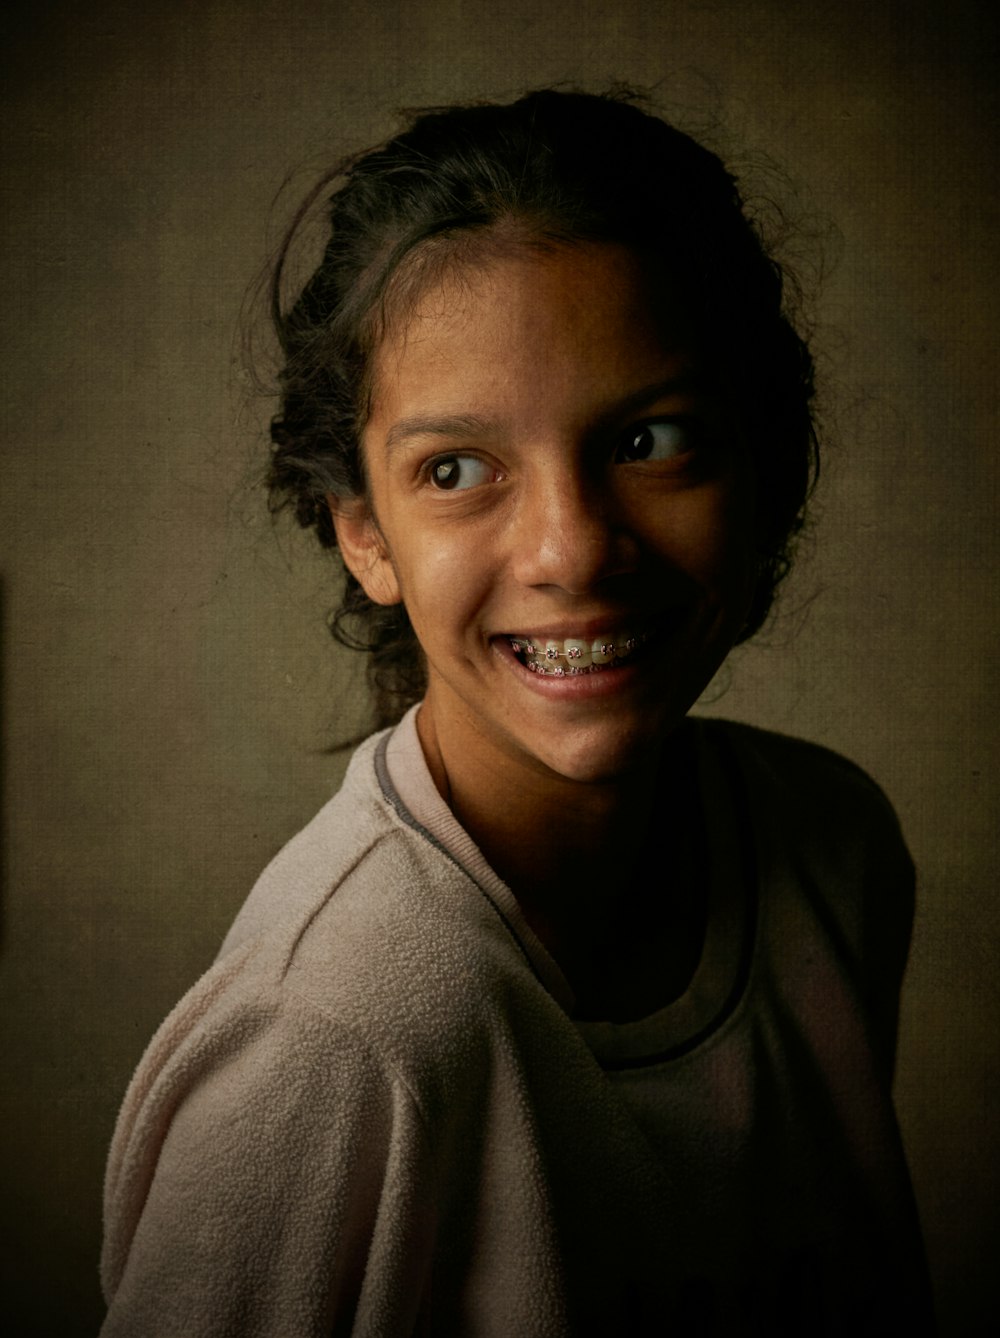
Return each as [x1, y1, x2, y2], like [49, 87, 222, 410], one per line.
[416, 697, 707, 1021]
[415, 697, 689, 935]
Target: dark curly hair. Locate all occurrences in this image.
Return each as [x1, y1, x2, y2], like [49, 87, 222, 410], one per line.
[268, 89, 818, 727]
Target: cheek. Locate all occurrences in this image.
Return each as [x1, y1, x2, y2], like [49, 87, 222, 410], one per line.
[710, 456, 758, 559]
[654, 475, 757, 588]
[718, 487, 760, 582]
[711, 480, 762, 632]
[390, 527, 494, 650]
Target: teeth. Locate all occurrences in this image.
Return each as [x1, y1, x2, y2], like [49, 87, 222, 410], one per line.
[564, 638, 592, 668]
[509, 627, 650, 674]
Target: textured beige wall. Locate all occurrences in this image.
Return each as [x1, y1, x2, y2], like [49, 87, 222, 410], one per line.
[2, 1, 996, 1332]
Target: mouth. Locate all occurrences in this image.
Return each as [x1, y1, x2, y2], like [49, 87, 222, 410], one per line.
[506, 626, 655, 676]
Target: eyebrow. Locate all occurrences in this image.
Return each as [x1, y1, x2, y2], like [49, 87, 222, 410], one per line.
[382, 373, 705, 454]
[384, 413, 497, 454]
[605, 372, 704, 425]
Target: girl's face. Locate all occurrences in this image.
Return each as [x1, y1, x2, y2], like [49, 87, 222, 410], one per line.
[336, 240, 759, 785]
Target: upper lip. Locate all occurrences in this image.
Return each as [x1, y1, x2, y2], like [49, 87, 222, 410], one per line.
[496, 612, 671, 641]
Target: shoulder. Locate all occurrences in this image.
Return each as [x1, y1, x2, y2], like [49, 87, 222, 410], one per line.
[102, 733, 563, 1312]
[694, 716, 909, 851]
[217, 728, 400, 954]
[144, 727, 553, 1107]
[218, 728, 497, 976]
[693, 716, 915, 910]
[696, 717, 916, 1070]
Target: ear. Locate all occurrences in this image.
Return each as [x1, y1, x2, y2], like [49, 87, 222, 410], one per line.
[326, 494, 402, 606]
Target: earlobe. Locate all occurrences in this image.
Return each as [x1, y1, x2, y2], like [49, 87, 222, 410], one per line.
[326, 494, 402, 606]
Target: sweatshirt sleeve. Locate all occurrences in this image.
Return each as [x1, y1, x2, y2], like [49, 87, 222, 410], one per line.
[100, 962, 435, 1338]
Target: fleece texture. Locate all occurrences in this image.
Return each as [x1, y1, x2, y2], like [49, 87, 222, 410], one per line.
[100, 714, 933, 1335]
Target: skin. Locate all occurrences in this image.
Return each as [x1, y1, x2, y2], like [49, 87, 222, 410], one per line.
[332, 239, 760, 1019]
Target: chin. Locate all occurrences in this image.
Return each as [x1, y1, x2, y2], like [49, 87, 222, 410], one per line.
[529, 717, 676, 786]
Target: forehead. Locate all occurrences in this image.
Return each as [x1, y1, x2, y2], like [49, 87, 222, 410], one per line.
[367, 239, 699, 427]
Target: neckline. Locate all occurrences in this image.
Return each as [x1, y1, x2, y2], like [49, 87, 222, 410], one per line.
[377, 707, 757, 1068]
[573, 725, 757, 1067]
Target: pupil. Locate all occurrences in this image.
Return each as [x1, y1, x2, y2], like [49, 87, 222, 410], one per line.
[626, 428, 652, 461]
[434, 459, 458, 487]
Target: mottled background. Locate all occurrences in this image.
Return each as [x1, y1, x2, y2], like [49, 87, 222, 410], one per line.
[1, 0, 997, 1332]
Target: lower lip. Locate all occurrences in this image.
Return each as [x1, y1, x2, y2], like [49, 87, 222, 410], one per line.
[490, 626, 669, 700]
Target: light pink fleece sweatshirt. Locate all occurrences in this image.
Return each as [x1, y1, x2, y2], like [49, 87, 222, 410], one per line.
[100, 711, 933, 1335]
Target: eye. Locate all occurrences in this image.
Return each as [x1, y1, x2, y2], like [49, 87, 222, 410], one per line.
[428, 455, 496, 491]
[616, 420, 693, 464]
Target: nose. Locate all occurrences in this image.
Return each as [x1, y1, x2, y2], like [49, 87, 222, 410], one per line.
[509, 465, 640, 594]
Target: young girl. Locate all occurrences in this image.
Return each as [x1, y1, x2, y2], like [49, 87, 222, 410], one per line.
[100, 90, 933, 1334]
